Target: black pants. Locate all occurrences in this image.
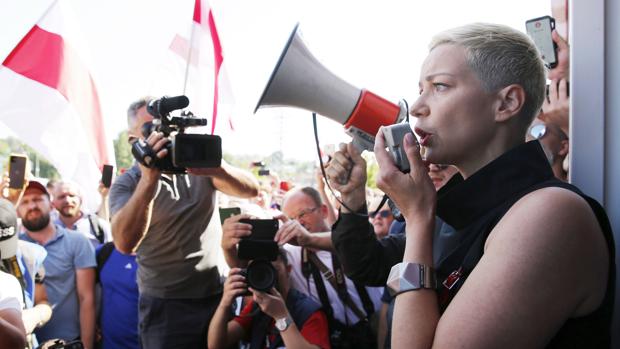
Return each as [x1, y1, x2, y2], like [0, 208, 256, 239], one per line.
[138, 293, 221, 349]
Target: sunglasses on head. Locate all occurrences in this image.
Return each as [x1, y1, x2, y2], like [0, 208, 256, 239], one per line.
[369, 210, 392, 219]
[529, 124, 547, 140]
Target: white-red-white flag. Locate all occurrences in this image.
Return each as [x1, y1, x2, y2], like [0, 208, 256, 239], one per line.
[0, 0, 114, 212]
[169, 0, 235, 135]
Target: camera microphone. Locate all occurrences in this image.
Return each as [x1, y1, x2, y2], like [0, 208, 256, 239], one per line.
[148, 95, 190, 118]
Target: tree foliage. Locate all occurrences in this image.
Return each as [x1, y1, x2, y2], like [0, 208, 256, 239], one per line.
[113, 130, 134, 172]
[0, 137, 59, 179]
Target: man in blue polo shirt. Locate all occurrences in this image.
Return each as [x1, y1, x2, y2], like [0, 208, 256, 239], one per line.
[17, 181, 96, 349]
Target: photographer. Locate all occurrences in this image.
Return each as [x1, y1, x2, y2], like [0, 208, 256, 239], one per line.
[221, 187, 382, 349]
[207, 249, 330, 349]
[109, 97, 259, 349]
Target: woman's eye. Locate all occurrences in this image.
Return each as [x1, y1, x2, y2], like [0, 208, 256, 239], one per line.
[433, 83, 449, 92]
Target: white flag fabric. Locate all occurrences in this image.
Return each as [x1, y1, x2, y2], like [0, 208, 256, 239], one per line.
[169, 0, 235, 136]
[0, 0, 114, 212]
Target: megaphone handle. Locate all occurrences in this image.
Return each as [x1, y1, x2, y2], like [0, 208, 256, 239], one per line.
[346, 128, 375, 152]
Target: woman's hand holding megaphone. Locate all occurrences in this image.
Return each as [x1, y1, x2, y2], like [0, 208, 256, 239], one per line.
[325, 142, 367, 213]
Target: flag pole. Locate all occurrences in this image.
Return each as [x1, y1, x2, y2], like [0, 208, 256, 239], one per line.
[182, 1, 199, 95]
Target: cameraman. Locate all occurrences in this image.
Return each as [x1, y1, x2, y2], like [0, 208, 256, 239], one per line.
[207, 249, 330, 349]
[109, 97, 259, 349]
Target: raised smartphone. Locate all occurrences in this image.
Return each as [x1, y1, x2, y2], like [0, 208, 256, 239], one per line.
[8, 154, 27, 189]
[526, 16, 558, 68]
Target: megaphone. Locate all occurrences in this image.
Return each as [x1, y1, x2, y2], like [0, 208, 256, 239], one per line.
[255, 24, 408, 151]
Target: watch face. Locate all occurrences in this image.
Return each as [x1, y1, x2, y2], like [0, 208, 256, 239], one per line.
[275, 317, 290, 331]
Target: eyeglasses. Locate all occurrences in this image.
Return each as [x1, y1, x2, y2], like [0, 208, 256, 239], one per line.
[369, 210, 392, 219]
[528, 124, 547, 140]
[291, 207, 319, 221]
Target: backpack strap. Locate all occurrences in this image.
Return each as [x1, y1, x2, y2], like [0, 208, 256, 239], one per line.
[96, 242, 115, 284]
[88, 214, 105, 244]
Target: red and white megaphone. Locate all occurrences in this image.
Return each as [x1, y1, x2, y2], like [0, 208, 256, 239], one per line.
[255, 24, 408, 151]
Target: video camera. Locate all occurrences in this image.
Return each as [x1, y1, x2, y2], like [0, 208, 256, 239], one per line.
[131, 95, 222, 174]
[237, 218, 279, 292]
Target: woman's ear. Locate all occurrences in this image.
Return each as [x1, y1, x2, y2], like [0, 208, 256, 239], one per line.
[495, 84, 526, 123]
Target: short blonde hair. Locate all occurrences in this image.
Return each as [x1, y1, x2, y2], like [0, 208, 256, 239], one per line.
[430, 23, 546, 132]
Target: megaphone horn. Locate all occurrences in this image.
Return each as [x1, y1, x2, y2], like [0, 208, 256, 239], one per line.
[255, 24, 407, 151]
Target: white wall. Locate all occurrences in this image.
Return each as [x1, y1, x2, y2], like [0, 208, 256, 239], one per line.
[571, 0, 620, 346]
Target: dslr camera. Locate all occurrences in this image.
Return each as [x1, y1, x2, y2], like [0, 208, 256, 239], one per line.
[131, 95, 222, 174]
[237, 218, 280, 292]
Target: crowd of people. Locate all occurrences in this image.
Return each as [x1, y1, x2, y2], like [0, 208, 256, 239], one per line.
[0, 20, 615, 349]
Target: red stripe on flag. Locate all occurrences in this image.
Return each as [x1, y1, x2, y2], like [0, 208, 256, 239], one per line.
[193, 0, 202, 24]
[2, 25, 109, 168]
[208, 9, 223, 134]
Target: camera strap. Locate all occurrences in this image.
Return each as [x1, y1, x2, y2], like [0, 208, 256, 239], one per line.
[303, 248, 335, 324]
[87, 214, 105, 244]
[333, 252, 375, 319]
[303, 248, 368, 322]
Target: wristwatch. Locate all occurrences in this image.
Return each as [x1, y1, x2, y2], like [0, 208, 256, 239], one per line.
[387, 262, 437, 296]
[275, 316, 293, 332]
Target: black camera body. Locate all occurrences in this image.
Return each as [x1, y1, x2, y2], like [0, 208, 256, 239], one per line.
[238, 219, 279, 292]
[131, 95, 222, 174]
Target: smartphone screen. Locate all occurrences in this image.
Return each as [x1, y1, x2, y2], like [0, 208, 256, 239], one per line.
[101, 164, 114, 188]
[526, 16, 557, 68]
[8, 155, 27, 189]
[219, 207, 241, 225]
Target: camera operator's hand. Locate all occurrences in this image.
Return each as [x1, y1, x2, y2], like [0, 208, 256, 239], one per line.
[250, 288, 289, 320]
[548, 30, 570, 81]
[274, 215, 313, 247]
[325, 142, 367, 212]
[539, 78, 570, 135]
[139, 131, 169, 183]
[221, 268, 248, 308]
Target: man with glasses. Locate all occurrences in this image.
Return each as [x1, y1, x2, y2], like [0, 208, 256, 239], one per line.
[276, 187, 382, 349]
[527, 122, 569, 181]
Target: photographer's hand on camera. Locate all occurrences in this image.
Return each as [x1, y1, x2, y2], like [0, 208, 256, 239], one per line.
[222, 214, 252, 268]
[221, 268, 248, 308]
[274, 215, 313, 247]
[250, 288, 289, 320]
[374, 128, 436, 228]
[138, 131, 169, 182]
[325, 142, 367, 212]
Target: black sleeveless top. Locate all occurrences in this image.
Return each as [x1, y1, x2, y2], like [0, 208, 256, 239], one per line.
[434, 141, 615, 348]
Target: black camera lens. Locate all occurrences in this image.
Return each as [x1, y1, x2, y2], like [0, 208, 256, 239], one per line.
[245, 260, 276, 292]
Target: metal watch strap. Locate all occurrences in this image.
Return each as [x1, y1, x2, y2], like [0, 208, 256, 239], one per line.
[387, 262, 437, 296]
[275, 316, 292, 331]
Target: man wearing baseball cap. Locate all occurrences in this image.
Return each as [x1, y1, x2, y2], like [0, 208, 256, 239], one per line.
[18, 181, 96, 349]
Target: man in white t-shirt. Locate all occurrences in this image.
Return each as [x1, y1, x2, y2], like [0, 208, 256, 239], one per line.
[0, 270, 27, 349]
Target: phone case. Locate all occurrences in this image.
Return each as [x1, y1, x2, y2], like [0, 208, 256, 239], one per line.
[8, 155, 27, 189]
[525, 16, 558, 68]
